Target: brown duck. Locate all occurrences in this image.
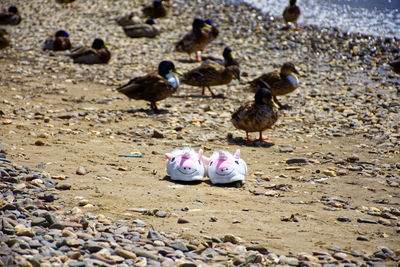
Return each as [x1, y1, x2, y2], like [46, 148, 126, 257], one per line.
[142, 0, 167, 19]
[115, 12, 140, 26]
[0, 6, 21, 25]
[0, 28, 10, 49]
[283, 0, 301, 30]
[117, 60, 180, 111]
[42, 30, 71, 51]
[123, 19, 160, 38]
[231, 87, 279, 144]
[181, 62, 240, 97]
[389, 57, 400, 74]
[248, 62, 299, 109]
[175, 18, 215, 62]
[68, 38, 111, 64]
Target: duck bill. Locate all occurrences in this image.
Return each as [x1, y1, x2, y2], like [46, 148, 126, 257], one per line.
[174, 69, 182, 75]
[293, 68, 300, 75]
[268, 98, 280, 109]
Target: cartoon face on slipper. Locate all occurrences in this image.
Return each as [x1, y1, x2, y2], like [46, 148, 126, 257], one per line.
[165, 148, 206, 181]
[205, 149, 247, 184]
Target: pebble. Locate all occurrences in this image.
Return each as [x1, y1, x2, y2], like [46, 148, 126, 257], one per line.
[76, 166, 87, 175]
[286, 158, 309, 164]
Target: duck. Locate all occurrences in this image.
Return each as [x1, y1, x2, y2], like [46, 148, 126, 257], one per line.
[0, 6, 21, 25]
[117, 60, 180, 111]
[42, 30, 71, 51]
[231, 87, 279, 144]
[389, 57, 400, 74]
[142, 0, 167, 19]
[283, 0, 301, 30]
[115, 12, 140, 26]
[175, 18, 213, 62]
[202, 46, 239, 67]
[181, 62, 241, 97]
[248, 62, 299, 109]
[123, 19, 160, 38]
[55, 0, 76, 7]
[68, 38, 111, 64]
[0, 28, 10, 49]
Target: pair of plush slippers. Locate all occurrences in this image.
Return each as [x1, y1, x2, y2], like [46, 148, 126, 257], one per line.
[165, 147, 247, 186]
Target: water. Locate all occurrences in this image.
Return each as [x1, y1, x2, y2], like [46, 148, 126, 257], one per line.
[243, 0, 400, 38]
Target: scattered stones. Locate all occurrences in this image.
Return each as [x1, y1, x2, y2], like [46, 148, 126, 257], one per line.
[286, 158, 308, 164]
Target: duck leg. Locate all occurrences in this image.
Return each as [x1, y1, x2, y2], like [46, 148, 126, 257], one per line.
[201, 86, 205, 95]
[195, 51, 202, 62]
[187, 53, 193, 62]
[150, 101, 158, 111]
[259, 131, 273, 144]
[273, 95, 291, 110]
[207, 86, 216, 97]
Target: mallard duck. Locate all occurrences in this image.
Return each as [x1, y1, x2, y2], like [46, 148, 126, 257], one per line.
[231, 87, 279, 144]
[202, 46, 239, 67]
[123, 19, 160, 38]
[283, 0, 301, 30]
[389, 57, 400, 74]
[181, 62, 240, 97]
[204, 19, 219, 44]
[42, 30, 71, 51]
[115, 12, 140, 26]
[55, 0, 75, 8]
[117, 60, 180, 111]
[0, 6, 21, 25]
[175, 18, 214, 62]
[68, 38, 111, 64]
[142, 0, 167, 19]
[248, 62, 299, 109]
[0, 28, 10, 49]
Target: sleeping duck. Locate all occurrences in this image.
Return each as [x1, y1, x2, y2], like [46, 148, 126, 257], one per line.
[181, 61, 240, 97]
[283, 0, 301, 30]
[0, 28, 10, 49]
[115, 12, 141, 26]
[202, 46, 239, 67]
[175, 18, 215, 62]
[142, 0, 167, 19]
[231, 87, 279, 144]
[68, 38, 110, 64]
[123, 19, 160, 38]
[117, 60, 180, 111]
[0, 6, 21, 25]
[42, 30, 71, 51]
[389, 57, 400, 74]
[248, 62, 299, 109]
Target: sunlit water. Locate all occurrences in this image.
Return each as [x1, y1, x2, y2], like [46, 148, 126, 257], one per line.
[243, 0, 400, 38]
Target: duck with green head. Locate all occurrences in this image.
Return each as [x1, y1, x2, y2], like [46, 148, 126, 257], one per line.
[0, 5, 21, 25]
[248, 62, 299, 109]
[283, 0, 301, 30]
[0, 28, 10, 49]
[142, 0, 167, 19]
[181, 61, 240, 97]
[123, 19, 160, 38]
[231, 87, 279, 144]
[68, 38, 111, 64]
[117, 60, 180, 111]
[175, 18, 213, 62]
[43, 30, 72, 51]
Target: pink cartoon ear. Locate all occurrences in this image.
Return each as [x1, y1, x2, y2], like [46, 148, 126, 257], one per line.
[165, 153, 172, 160]
[198, 149, 203, 161]
[234, 149, 240, 159]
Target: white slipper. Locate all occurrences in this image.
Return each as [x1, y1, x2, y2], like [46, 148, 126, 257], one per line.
[205, 149, 247, 184]
[165, 147, 206, 181]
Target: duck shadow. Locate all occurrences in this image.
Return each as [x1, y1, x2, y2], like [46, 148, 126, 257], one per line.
[177, 58, 202, 64]
[171, 94, 225, 99]
[123, 108, 169, 115]
[226, 133, 275, 148]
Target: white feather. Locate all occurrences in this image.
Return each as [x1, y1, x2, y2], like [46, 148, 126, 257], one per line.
[287, 74, 299, 88]
[166, 73, 179, 89]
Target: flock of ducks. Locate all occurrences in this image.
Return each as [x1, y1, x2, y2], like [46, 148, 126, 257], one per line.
[0, 0, 398, 144]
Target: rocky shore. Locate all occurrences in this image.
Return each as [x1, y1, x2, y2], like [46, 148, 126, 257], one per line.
[1, 0, 399, 266]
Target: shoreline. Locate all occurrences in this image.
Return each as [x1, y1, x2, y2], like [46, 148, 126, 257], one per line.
[1, 0, 400, 266]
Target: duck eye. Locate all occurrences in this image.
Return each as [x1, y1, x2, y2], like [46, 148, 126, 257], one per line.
[235, 160, 239, 165]
[171, 157, 175, 162]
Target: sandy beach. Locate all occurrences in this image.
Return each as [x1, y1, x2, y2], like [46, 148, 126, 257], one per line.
[0, 0, 399, 266]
